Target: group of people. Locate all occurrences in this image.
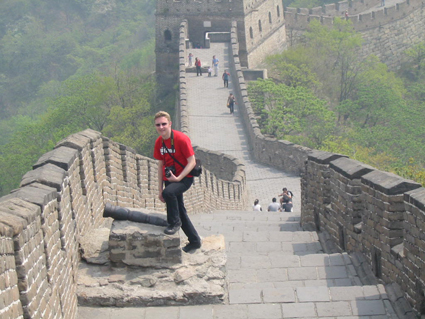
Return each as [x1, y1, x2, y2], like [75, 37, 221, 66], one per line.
[253, 188, 294, 212]
[188, 54, 220, 77]
[188, 53, 236, 114]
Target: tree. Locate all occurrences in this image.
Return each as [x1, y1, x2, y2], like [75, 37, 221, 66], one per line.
[305, 18, 363, 104]
[265, 47, 320, 91]
[248, 79, 336, 148]
[404, 42, 425, 80]
[336, 57, 405, 127]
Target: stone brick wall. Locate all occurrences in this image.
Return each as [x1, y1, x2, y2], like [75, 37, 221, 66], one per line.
[178, 21, 249, 210]
[285, 0, 425, 69]
[228, 21, 312, 175]
[0, 115, 247, 319]
[242, 0, 287, 68]
[301, 150, 425, 313]
[228, 19, 425, 314]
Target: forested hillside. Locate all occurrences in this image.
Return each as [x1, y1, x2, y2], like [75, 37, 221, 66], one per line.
[248, 19, 425, 185]
[0, 0, 162, 196]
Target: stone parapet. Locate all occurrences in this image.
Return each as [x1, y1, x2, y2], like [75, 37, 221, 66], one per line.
[0, 119, 246, 318]
[178, 20, 248, 211]
[229, 21, 311, 175]
[300, 150, 424, 313]
[228, 19, 425, 315]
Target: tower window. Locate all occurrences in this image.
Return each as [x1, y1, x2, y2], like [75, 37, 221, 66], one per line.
[249, 27, 253, 39]
[258, 20, 262, 32]
[269, 12, 272, 24]
[277, 5, 280, 17]
[164, 29, 172, 41]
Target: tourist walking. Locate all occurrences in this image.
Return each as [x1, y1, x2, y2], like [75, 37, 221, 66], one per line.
[188, 53, 193, 66]
[222, 70, 230, 87]
[227, 93, 236, 114]
[195, 57, 202, 76]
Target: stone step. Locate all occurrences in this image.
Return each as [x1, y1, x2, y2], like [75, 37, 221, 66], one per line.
[227, 252, 362, 288]
[193, 210, 300, 222]
[194, 222, 319, 242]
[228, 284, 396, 318]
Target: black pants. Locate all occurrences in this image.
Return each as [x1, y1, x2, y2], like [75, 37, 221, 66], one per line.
[163, 177, 201, 244]
[229, 102, 234, 113]
[224, 79, 228, 87]
[196, 66, 202, 76]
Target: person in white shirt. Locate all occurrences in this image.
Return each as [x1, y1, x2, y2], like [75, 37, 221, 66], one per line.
[253, 199, 262, 211]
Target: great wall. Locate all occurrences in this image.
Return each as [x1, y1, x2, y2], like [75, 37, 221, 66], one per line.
[1, 0, 425, 318]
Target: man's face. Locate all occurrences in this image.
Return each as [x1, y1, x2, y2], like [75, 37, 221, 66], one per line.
[155, 116, 172, 139]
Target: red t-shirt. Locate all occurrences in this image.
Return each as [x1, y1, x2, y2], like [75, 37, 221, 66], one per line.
[154, 130, 195, 180]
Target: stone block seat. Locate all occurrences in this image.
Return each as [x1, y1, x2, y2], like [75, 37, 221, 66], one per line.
[77, 207, 228, 307]
[109, 219, 182, 267]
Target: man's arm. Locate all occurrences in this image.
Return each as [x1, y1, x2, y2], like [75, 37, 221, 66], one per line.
[167, 155, 196, 182]
[157, 160, 165, 203]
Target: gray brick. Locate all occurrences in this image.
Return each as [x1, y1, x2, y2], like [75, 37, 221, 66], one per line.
[351, 300, 386, 316]
[297, 286, 330, 302]
[179, 305, 213, 319]
[247, 304, 282, 318]
[316, 301, 353, 316]
[262, 287, 296, 303]
[281, 303, 316, 317]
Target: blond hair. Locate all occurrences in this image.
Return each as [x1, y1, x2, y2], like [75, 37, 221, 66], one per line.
[154, 111, 171, 122]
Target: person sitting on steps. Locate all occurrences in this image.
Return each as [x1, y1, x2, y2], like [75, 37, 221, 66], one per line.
[279, 188, 293, 212]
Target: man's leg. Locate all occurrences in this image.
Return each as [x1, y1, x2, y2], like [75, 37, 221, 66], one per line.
[176, 192, 201, 245]
[163, 180, 192, 228]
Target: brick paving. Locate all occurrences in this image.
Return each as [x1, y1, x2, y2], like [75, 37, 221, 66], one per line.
[78, 43, 399, 318]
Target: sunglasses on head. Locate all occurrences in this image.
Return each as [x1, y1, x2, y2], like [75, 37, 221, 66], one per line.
[155, 122, 168, 127]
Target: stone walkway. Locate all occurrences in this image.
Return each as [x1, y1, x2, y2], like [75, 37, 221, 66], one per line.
[78, 43, 399, 318]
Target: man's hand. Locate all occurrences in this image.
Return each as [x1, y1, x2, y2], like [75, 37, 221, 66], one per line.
[166, 171, 179, 182]
[158, 191, 165, 203]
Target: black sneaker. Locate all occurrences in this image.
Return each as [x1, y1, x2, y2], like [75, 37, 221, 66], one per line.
[182, 242, 201, 253]
[164, 224, 181, 235]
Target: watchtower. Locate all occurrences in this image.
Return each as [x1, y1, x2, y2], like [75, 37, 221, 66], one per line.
[155, 0, 287, 91]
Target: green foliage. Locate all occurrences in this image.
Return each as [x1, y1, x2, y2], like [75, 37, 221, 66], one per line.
[251, 20, 425, 186]
[248, 79, 336, 148]
[288, 0, 320, 8]
[403, 42, 425, 80]
[0, 0, 155, 117]
[284, 0, 335, 8]
[0, 0, 158, 196]
[306, 19, 363, 104]
[336, 57, 405, 128]
[266, 47, 320, 90]
[321, 136, 398, 172]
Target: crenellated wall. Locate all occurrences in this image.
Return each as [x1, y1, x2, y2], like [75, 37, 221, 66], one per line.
[285, 0, 425, 68]
[229, 21, 425, 314]
[0, 123, 247, 319]
[300, 150, 425, 313]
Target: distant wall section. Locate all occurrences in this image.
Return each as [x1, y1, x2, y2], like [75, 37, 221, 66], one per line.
[285, 0, 425, 68]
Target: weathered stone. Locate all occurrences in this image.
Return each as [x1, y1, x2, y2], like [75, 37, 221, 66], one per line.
[20, 163, 67, 191]
[33, 146, 78, 171]
[130, 276, 157, 287]
[80, 227, 111, 265]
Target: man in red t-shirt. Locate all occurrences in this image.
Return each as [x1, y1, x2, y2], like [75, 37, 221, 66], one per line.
[153, 111, 201, 252]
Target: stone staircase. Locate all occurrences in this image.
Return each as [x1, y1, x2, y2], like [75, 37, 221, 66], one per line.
[190, 210, 400, 318]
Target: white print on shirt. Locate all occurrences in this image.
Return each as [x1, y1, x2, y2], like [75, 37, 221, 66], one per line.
[160, 146, 176, 156]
